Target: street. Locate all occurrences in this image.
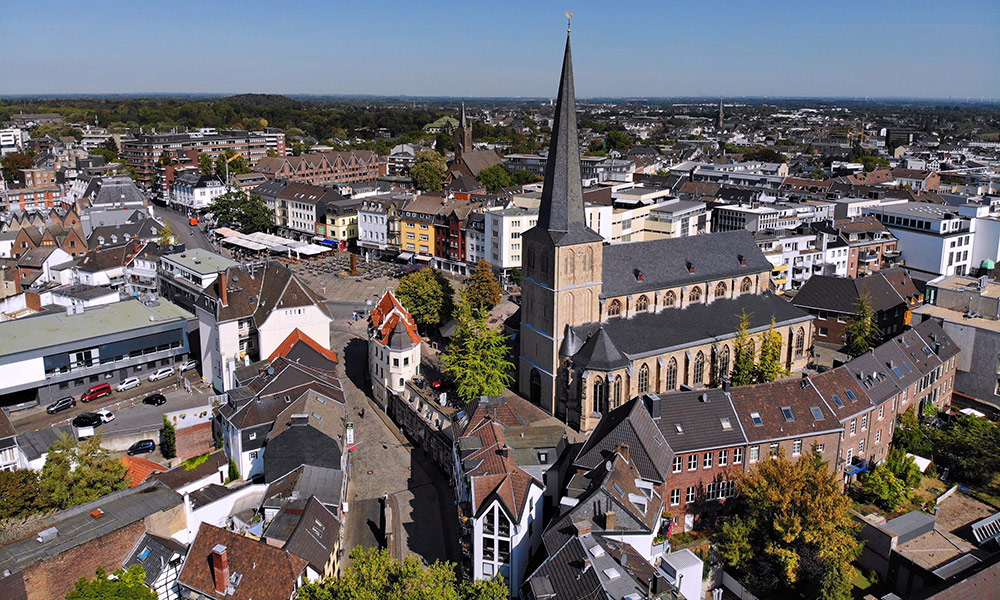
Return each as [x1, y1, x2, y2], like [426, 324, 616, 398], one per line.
[330, 318, 461, 569]
[156, 204, 213, 251]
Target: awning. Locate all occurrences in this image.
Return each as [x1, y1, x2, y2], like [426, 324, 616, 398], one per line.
[214, 227, 241, 238]
[397, 252, 414, 261]
[222, 237, 268, 251]
[316, 238, 339, 248]
[845, 461, 867, 476]
[413, 254, 433, 262]
[772, 264, 789, 271]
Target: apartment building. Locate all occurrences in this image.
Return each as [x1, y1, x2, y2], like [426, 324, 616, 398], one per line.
[367, 290, 422, 410]
[399, 195, 441, 260]
[646, 199, 711, 238]
[158, 248, 240, 313]
[169, 173, 225, 210]
[319, 196, 361, 249]
[253, 151, 380, 186]
[863, 203, 974, 277]
[812, 216, 901, 277]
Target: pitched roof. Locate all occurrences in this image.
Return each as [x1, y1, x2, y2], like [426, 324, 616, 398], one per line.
[123, 533, 187, 588]
[729, 379, 843, 442]
[792, 272, 906, 314]
[574, 397, 672, 483]
[177, 524, 307, 600]
[368, 290, 420, 350]
[149, 449, 227, 490]
[264, 389, 347, 483]
[459, 417, 540, 520]
[280, 496, 341, 574]
[266, 328, 338, 366]
[649, 389, 748, 452]
[121, 455, 168, 487]
[262, 464, 345, 511]
[203, 261, 331, 324]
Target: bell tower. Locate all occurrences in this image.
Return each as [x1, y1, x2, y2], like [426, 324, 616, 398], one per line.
[518, 27, 604, 422]
[455, 102, 473, 160]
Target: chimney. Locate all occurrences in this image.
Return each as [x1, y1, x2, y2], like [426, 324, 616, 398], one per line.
[722, 377, 731, 393]
[218, 271, 229, 306]
[604, 510, 616, 531]
[581, 558, 592, 573]
[211, 544, 230, 596]
[573, 519, 592, 538]
[616, 443, 630, 463]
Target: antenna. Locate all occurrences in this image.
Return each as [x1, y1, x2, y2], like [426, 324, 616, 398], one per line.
[565, 11, 573, 32]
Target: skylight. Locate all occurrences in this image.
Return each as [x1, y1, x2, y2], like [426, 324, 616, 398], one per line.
[845, 390, 858, 402]
[750, 411, 763, 426]
[832, 395, 845, 408]
[675, 423, 684, 434]
[810, 406, 824, 420]
[903, 361, 913, 372]
[612, 483, 625, 497]
[720, 417, 732, 430]
[781, 407, 794, 421]
[137, 547, 151, 561]
[892, 367, 904, 379]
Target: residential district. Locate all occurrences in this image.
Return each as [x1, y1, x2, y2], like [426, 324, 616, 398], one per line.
[1, 31, 1000, 600]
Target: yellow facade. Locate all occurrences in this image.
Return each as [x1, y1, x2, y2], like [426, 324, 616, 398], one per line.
[323, 213, 358, 243]
[400, 218, 435, 256]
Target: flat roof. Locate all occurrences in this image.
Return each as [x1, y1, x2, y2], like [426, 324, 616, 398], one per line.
[913, 304, 1000, 333]
[0, 298, 194, 356]
[162, 248, 240, 276]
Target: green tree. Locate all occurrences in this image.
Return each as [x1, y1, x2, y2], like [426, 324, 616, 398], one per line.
[892, 406, 933, 456]
[441, 292, 514, 403]
[227, 459, 240, 483]
[1, 151, 34, 182]
[742, 147, 788, 163]
[411, 150, 447, 192]
[465, 260, 502, 313]
[89, 148, 118, 164]
[98, 137, 119, 158]
[158, 223, 174, 245]
[755, 317, 789, 383]
[928, 413, 1000, 486]
[605, 130, 634, 152]
[476, 165, 513, 193]
[208, 190, 274, 234]
[297, 546, 506, 600]
[512, 170, 542, 185]
[435, 132, 455, 155]
[0, 469, 46, 520]
[161, 416, 176, 460]
[884, 446, 922, 490]
[38, 433, 128, 511]
[716, 451, 861, 600]
[729, 311, 757, 386]
[858, 464, 909, 511]
[395, 267, 455, 329]
[198, 152, 214, 175]
[66, 566, 156, 600]
[844, 293, 881, 358]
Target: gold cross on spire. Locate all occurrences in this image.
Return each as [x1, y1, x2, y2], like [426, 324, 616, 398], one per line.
[565, 11, 573, 32]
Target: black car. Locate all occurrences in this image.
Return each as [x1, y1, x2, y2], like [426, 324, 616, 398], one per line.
[72, 412, 102, 428]
[46, 396, 76, 414]
[127, 440, 156, 456]
[142, 393, 166, 406]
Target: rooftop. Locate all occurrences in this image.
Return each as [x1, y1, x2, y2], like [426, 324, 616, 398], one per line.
[162, 248, 241, 276]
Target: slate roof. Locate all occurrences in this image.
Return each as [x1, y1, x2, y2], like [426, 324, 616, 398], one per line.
[574, 397, 672, 483]
[729, 379, 843, 443]
[568, 293, 811, 367]
[571, 326, 629, 371]
[202, 261, 331, 324]
[650, 389, 748, 452]
[14, 425, 73, 461]
[89, 218, 163, 247]
[522, 535, 605, 600]
[792, 272, 907, 314]
[149, 449, 227, 491]
[75, 239, 148, 272]
[177, 523, 307, 600]
[600, 229, 772, 298]
[122, 533, 187, 588]
[281, 496, 341, 574]
[458, 416, 540, 520]
[261, 464, 345, 511]
[264, 389, 347, 483]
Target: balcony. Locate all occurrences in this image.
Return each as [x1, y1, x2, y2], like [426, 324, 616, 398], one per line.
[859, 252, 878, 263]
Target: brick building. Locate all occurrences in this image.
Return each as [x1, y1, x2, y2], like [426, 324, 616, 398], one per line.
[253, 150, 381, 187]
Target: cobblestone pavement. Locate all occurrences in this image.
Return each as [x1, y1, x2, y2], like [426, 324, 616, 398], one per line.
[330, 318, 460, 569]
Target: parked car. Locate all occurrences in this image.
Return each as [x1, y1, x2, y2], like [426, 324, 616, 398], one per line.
[46, 396, 76, 414]
[142, 393, 166, 406]
[127, 439, 156, 456]
[95, 408, 116, 424]
[148, 367, 175, 382]
[72, 412, 102, 428]
[116, 377, 141, 392]
[180, 359, 198, 372]
[80, 382, 112, 403]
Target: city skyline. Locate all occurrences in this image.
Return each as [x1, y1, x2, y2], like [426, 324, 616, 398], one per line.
[1, 0, 998, 99]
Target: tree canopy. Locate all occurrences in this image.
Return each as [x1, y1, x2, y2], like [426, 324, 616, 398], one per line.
[208, 190, 274, 234]
[755, 317, 789, 384]
[858, 447, 922, 511]
[1, 151, 34, 182]
[476, 165, 512, 193]
[465, 260, 502, 313]
[411, 150, 447, 192]
[395, 267, 455, 330]
[728, 311, 757, 386]
[441, 291, 515, 403]
[66, 566, 156, 600]
[39, 433, 129, 511]
[715, 450, 861, 600]
[844, 293, 881, 358]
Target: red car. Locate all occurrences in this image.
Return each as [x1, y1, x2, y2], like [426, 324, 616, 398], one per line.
[81, 382, 112, 403]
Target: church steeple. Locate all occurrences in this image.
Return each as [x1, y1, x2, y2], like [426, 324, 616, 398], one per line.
[455, 101, 473, 160]
[537, 32, 599, 243]
[717, 98, 724, 130]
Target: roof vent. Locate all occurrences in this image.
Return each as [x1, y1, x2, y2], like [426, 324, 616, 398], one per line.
[687, 261, 695, 273]
[36, 527, 58, 543]
[90, 508, 105, 519]
[738, 254, 746, 265]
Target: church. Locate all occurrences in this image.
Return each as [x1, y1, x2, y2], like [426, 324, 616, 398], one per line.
[517, 33, 814, 432]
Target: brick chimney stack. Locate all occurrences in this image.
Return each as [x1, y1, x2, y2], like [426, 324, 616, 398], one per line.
[616, 443, 630, 464]
[211, 544, 230, 595]
[218, 271, 229, 306]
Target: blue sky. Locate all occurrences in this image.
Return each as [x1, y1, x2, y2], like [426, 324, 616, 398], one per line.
[1, 0, 998, 98]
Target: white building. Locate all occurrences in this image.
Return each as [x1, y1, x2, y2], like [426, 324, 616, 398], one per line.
[357, 195, 392, 258]
[195, 262, 333, 392]
[367, 290, 422, 410]
[863, 203, 975, 277]
[170, 173, 225, 210]
[0, 127, 24, 156]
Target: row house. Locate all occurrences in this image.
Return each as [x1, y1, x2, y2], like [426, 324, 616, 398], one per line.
[169, 173, 225, 211]
[434, 201, 474, 274]
[252, 180, 350, 242]
[357, 194, 408, 259]
[72, 239, 161, 296]
[399, 195, 444, 261]
[319, 195, 361, 250]
[575, 319, 959, 531]
[253, 150, 381, 186]
[11, 221, 87, 259]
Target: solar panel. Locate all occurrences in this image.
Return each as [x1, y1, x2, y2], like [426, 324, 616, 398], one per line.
[832, 395, 844, 408]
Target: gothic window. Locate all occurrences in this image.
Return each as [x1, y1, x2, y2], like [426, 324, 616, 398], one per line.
[719, 346, 731, 379]
[689, 286, 702, 303]
[740, 277, 753, 293]
[664, 291, 676, 308]
[636, 295, 649, 312]
[715, 281, 727, 298]
[593, 377, 608, 415]
[795, 327, 805, 358]
[607, 300, 622, 318]
[613, 375, 623, 408]
[666, 358, 678, 391]
[693, 351, 706, 384]
[638, 364, 649, 394]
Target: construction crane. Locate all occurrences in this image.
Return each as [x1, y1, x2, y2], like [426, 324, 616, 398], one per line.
[223, 151, 243, 185]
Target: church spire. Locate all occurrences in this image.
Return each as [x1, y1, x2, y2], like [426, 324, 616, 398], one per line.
[537, 31, 589, 236]
[461, 101, 467, 129]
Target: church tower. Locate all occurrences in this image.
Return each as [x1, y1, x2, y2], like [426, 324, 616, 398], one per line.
[519, 30, 604, 422]
[455, 102, 473, 160]
[717, 98, 724, 130]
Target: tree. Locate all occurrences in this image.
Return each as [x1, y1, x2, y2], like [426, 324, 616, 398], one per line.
[66, 566, 156, 600]
[158, 223, 174, 246]
[99, 137, 119, 158]
[227, 459, 240, 483]
[90, 148, 118, 164]
[716, 451, 861, 600]
[441, 292, 514, 403]
[755, 317, 789, 383]
[605, 129, 634, 152]
[476, 165, 512, 193]
[928, 413, 1000, 486]
[844, 293, 881, 358]
[161, 416, 176, 460]
[198, 152, 214, 175]
[729, 311, 757, 386]
[411, 150, 447, 192]
[1, 151, 34, 182]
[892, 406, 933, 456]
[0, 469, 45, 520]
[858, 463, 910, 511]
[38, 433, 128, 511]
[884, 446, 922, 490]
[465, 260, 502, 313]
[395, 267, 455, 329]
[297, 546, 506, 600]
[512, 170, 542, 185]
[742, 147, 788, 163]
[208, 190, 274, 234]
[435, 132, 455, 155]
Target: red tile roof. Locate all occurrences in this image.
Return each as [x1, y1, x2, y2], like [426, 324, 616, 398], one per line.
[463, 417, 539, 520]
[266, 328, 338, 364]
[121, 455, 168, 487]
[369, 291, 420, 347]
